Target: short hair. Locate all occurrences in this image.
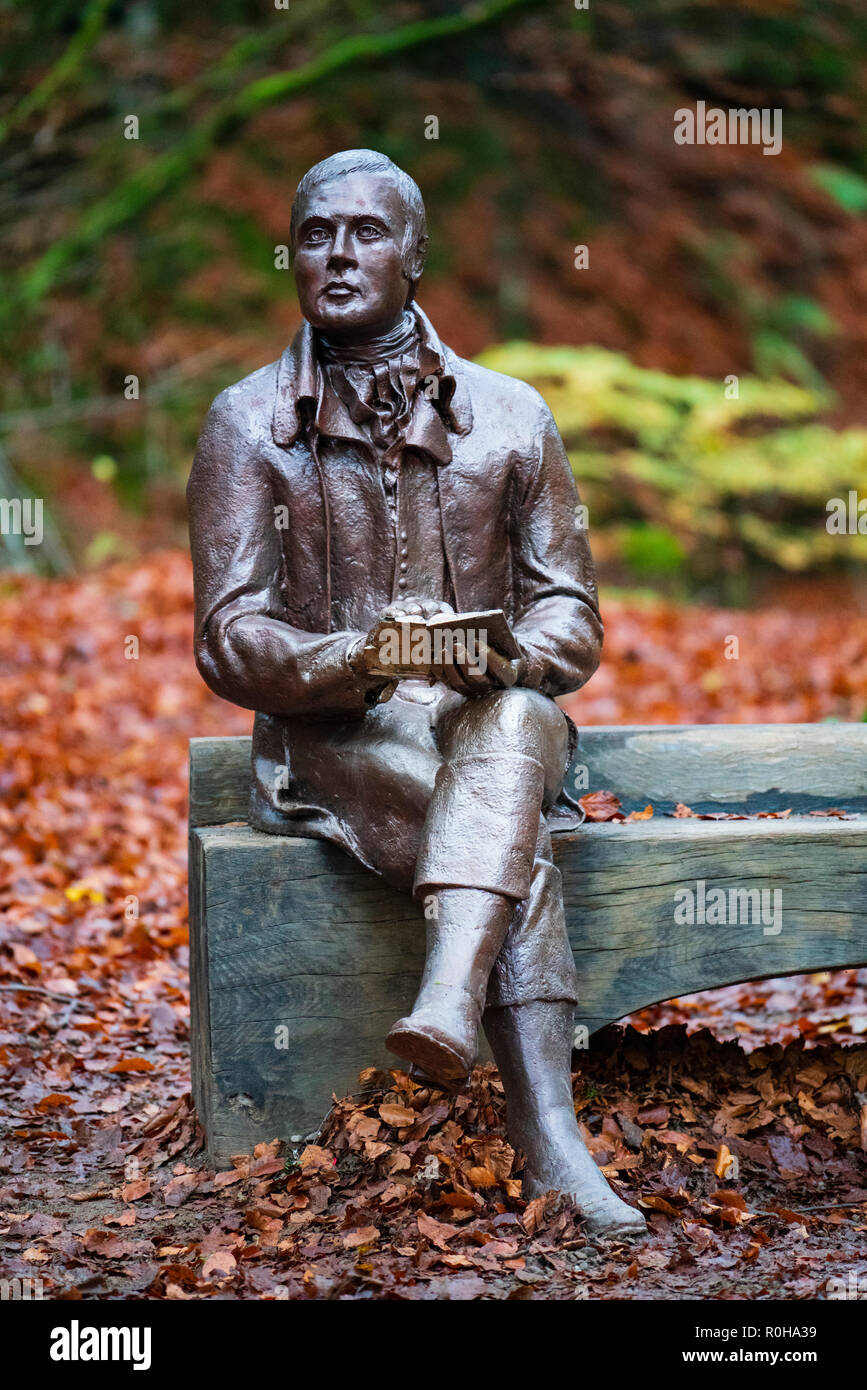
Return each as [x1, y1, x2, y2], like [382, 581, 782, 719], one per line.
[290, 149, 427, 283]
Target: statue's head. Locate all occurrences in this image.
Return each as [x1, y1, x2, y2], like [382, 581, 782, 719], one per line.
[290, 149, 428, 342]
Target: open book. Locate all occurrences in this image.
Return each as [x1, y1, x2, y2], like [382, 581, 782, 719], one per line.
[361, 608, 522, 685]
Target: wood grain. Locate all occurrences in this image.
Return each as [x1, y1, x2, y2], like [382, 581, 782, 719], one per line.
[559, 816, 867, 1033]
[191, 808, 867, 1161]
[190, 722, 867, 827]
[570, 723, 867, 815]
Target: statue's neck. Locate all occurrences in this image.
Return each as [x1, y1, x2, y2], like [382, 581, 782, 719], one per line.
[317, 309, 418, 367]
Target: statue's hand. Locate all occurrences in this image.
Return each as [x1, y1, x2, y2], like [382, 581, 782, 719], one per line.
[348, 597, 454, 681]
[380, 596, 455, 623]
[432, 641, 515, 697]
[348, 599, 516, 694]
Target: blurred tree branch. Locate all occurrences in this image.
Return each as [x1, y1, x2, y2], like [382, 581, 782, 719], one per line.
[11, 0, 539, 312]
[0, 0, 113, 145]
[155, 0, 327, 119]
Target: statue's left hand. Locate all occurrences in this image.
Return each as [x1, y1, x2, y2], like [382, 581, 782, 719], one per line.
[379, 596, 455, 623]
[432, 642, 516, 696]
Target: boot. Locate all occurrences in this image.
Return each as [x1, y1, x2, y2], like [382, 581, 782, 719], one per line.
[390, 750, 546, 1082]
[386, 887, 513, 1082]
[484, 999, 647, 1239]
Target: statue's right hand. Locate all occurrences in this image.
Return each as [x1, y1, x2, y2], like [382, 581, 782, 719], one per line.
[378, 596, 455, 624]
[350, 597, 455, 680]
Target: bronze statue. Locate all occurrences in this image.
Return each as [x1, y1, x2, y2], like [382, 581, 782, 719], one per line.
[188, 149, 645, 1238]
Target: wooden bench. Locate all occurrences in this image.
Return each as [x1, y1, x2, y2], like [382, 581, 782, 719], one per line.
[189, 723, 867, 1163]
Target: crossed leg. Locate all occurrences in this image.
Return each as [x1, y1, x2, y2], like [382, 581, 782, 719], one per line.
[285, 685, 645, 1237]
[388, 687, 573, 1074]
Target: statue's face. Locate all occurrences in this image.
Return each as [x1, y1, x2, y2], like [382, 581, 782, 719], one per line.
[293, 172, 412, 341]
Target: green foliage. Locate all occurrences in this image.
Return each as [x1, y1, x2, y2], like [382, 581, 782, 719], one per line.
[3, 0, 867, 589]
[477, 343, 867, 581]
[3, 0, 539, 316]
[619, 524, 687, 577]
[809, 164, 867, 215]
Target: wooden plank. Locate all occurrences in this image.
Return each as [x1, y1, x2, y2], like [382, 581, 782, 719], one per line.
[571, 723, 867, 815]
[189, 736, 250, 828]
[191, 812, 867, 1161]
[557, 816, 867, 1033]
[190, 827, 423, 1161]
[190, 723, 867, 827]
[188, 830, 213, 1139]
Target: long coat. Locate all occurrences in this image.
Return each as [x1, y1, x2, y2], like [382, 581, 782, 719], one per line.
[187, 305, 603, 863]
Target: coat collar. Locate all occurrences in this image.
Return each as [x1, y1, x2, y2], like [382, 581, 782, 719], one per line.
[271, 302, 472, 455]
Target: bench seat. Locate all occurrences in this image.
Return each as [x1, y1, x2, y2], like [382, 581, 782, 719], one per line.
[189, 724, 867, 1162]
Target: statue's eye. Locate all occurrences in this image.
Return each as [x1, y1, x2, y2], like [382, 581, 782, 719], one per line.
[357, 223, 383, 240]
[304, 226, 330, 245]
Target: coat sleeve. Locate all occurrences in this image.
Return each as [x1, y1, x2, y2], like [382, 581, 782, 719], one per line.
[187, 390, 379, 719]
[510, 397, 603, 697]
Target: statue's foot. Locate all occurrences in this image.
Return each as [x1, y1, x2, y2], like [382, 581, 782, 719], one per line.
[523, 1167, 646, 1239]
[520, 1106, 647, 1240]
[408, 1061, 465, 1091]
[386, 984, 478, 1084]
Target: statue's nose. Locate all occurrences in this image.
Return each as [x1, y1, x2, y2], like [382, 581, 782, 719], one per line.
[328, 226, 357, 267]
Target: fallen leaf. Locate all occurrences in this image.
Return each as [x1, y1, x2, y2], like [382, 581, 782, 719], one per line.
[201, 1251, 237, 1280]
[379, 1103, 416, 1126]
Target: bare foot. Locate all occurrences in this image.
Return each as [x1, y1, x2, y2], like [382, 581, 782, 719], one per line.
[521, 1105, 647, 1240]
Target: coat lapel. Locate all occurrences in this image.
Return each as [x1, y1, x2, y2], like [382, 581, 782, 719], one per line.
[269, 307, 477, 620]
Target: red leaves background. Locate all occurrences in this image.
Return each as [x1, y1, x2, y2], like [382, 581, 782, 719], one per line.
[1, 553, 866, 1298]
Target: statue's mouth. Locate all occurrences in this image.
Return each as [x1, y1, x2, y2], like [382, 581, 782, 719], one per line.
[321, 282, 359, 301]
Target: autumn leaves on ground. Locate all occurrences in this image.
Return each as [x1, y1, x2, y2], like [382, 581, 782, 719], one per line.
[1, 554, 867, 1300]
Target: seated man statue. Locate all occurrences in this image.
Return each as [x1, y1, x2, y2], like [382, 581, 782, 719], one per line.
[188, 148, 645, 1238]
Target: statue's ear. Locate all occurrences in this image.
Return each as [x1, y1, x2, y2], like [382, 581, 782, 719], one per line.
[407, 232, 428, 284]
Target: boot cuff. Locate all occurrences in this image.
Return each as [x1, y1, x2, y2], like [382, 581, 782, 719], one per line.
[413, 753, 545, 902]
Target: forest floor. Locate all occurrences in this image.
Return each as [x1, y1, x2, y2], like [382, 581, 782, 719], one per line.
[1, 553, 867, 1300]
